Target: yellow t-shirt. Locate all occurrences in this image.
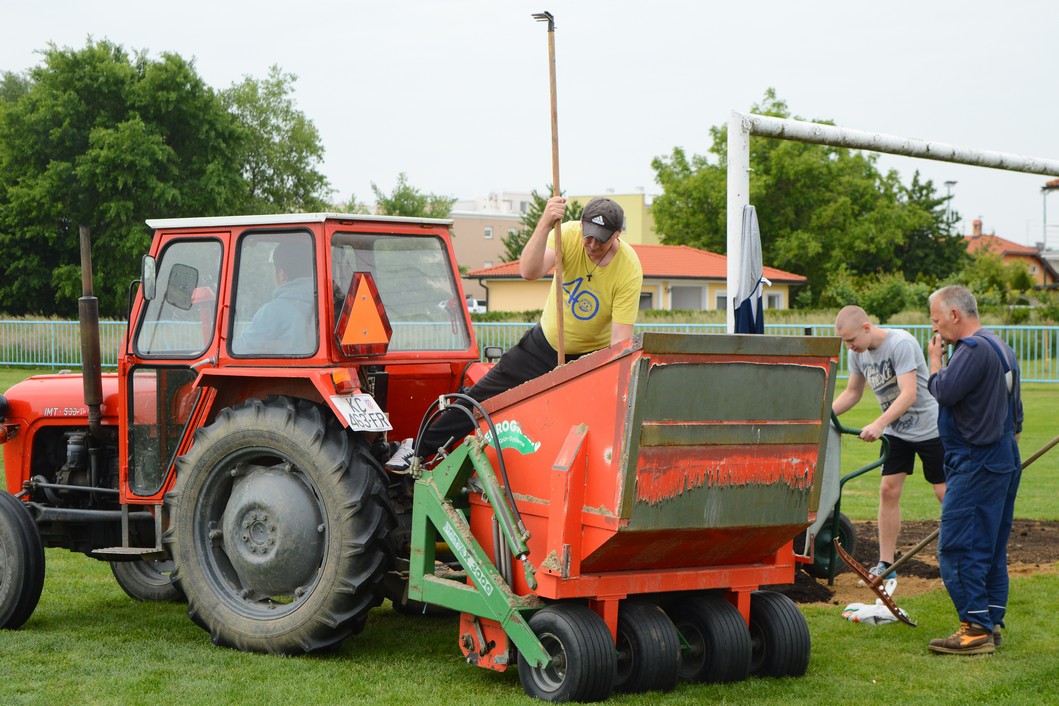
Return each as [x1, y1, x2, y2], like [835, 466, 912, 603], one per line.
[539, 220, 643, 354]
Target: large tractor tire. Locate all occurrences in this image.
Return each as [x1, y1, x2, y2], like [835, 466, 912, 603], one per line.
[110, 558, 184, 602]
[165, 397, 395, 654]
[0, 492, 45, 629]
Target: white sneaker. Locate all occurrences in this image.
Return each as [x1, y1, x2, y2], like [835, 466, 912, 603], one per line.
[385, 438, 416, 471]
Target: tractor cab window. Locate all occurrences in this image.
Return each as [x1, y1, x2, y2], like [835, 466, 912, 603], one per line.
[135, 240, 222, 358]
[331, 232, 470, 351]
[230, 232, 319, 357]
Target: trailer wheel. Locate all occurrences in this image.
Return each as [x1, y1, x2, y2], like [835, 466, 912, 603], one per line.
[613, 599, 681, 693]
[518, 604, 616, 703]
[110, 559, 184, 602]
[667, 594, 751, 683]
[0, 492, 45, 630]
[166, 397, 395, 654]
[799, 512, 856, 579]
[748, 590, 811, 678]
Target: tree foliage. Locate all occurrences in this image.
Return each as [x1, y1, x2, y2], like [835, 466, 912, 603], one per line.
[222, 66, 331, 213]
[0, 39, 331, 317]
[500, 185, 583, 262]
[651, 89, 966, 307]
[371, 172, 455, 218]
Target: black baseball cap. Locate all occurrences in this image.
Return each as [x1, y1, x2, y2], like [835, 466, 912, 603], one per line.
[581, 197, 624, 242]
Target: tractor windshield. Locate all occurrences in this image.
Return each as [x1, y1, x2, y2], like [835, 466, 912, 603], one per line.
[331, 232, 470, 352]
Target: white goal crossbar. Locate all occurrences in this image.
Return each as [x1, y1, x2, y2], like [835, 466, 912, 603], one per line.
[725, 112, 1059, 332]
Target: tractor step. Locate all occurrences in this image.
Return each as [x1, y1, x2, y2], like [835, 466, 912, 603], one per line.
[91, 546, 168, 560]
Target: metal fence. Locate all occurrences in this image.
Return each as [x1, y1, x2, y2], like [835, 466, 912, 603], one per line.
[3, 319, 1057, 383]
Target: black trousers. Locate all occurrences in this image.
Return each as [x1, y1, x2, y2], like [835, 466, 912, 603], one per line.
[419, 324, 583, 456]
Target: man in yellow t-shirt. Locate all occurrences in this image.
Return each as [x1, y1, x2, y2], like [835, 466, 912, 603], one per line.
[386, 195, 644, 470]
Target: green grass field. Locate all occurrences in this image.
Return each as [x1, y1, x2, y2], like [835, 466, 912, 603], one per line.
[2, 367, 1058, 704]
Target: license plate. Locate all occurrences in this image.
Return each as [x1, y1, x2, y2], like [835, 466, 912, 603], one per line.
[330, 394, 392, 432]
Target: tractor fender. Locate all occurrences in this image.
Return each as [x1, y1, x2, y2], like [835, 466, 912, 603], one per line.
[193, 367, 365, 431]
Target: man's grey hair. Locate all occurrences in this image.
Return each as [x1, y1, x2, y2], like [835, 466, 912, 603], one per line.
[929, 285, 979, 319]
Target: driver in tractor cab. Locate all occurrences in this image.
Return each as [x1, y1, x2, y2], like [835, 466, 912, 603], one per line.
[232, 240, 316, 356]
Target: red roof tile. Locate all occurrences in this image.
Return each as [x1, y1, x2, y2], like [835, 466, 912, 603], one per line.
[467, 243, 806, 282]
[964, 234, 1039, 256]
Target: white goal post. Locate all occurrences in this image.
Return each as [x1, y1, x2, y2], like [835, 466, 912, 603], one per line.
[725, 112, 1059, 333]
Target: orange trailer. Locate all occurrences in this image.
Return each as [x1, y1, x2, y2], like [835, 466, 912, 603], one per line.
[409, 331, 839, 701]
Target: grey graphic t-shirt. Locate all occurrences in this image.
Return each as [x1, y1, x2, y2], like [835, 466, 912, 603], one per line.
[848, 329, 939, 442]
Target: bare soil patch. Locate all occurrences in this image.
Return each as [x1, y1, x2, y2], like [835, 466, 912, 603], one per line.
[766, 519, 1059, 607]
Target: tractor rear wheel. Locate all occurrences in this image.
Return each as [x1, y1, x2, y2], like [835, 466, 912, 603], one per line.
[110, 558, 183, 602]
[166, 397, 395, 654]
[518, 604, 616, 702]
[748, 590, 811, 678]
[613, 599, 681, 693]
[667, 593, 751, 683]
[0, 492, 45, 630]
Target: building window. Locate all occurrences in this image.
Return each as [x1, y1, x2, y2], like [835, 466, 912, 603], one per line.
[639, 292, 654, 310]
[766, 292, 782, 310]
[714, 291, 727, 311]
[484, 227, 493, 239]
[671, 285, 704, 310]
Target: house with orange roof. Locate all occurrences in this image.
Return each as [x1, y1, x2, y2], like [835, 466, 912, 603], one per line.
[466, 243, 806, 312]
[964, 219, 1058, 288]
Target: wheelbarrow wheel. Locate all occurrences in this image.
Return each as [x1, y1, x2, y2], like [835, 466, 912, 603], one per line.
[667, 594, 751, 683]
[518, 604, 615, 702]
[749, 590, 811, 678]
[613, 599, 681, 693]
[798, 512, 856, 579]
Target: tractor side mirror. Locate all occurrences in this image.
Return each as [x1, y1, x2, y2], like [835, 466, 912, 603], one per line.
[483, 346, 503, 363]
[141, 255, 157, 301]
[164, 263, 199, 311]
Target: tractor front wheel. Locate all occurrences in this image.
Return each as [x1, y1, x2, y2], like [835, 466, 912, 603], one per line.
[0, 492, 45, 629]
[166, 397, 395, 654]
[110, 558, 183, 602]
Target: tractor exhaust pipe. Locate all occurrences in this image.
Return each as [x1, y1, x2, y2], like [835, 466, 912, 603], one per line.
[78, 225, 105, 441]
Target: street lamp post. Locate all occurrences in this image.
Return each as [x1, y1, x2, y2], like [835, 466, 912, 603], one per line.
[944, 180, 957, 233]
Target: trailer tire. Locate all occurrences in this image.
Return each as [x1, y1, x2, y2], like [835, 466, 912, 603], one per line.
[667, 593, 751, 683]
[518, 604, 616, 703]
[166, 397, 395, 654]
[0, 492, 45, 630]
[613, 599, 681, 693]
[749, 590, 811, 678]
[110, 559, 184, 602]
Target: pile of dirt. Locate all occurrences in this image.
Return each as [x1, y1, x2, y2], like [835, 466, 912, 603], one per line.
[765, 519, 1059, 606]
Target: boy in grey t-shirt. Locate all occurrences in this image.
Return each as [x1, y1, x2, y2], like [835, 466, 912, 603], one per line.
[832, 306, 946, 579]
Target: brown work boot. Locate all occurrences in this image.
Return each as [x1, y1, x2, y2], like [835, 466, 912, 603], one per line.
[928, 622, 995, 655]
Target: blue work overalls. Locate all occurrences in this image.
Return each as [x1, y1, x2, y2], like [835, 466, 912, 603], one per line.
[936, 337, 1022, 632]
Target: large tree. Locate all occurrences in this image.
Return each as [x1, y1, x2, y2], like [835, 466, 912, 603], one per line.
[651, 89, 962, 305]
[222, 66, 331, 213]
[0, 40, 331, 317]
[500, 186, 583, 262]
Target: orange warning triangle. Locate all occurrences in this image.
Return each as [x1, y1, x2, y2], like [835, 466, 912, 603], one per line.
[341, 276, 390, 345]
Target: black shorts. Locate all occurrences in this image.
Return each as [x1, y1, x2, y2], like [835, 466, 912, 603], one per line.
[880, 434, 945, 485]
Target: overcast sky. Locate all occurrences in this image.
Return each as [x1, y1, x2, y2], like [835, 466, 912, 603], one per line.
[4, 1, 1058, 247]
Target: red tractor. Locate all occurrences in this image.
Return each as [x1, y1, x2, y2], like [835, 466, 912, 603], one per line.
[0, 214, 487, 650]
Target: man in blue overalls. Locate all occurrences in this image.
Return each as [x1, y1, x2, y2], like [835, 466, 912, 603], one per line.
[927, 285, 1022, 655]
